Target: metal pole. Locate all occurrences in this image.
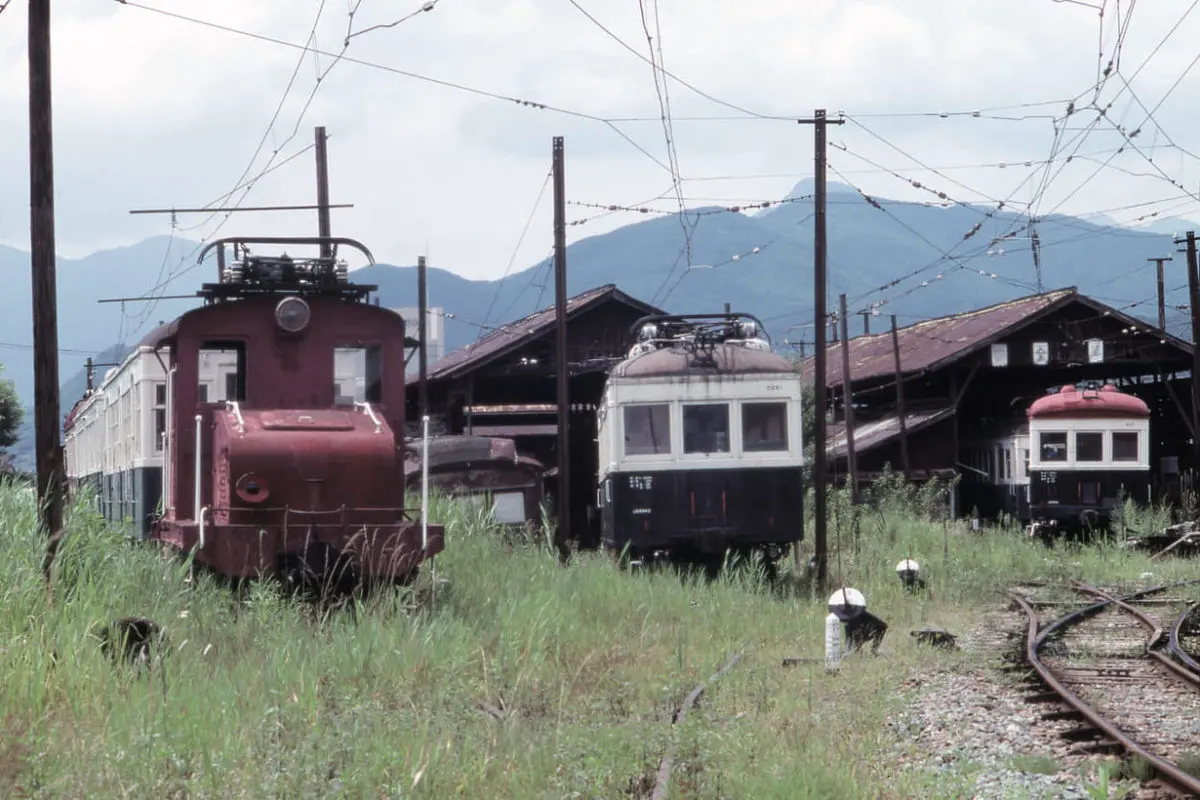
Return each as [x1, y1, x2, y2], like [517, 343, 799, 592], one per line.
[797, 109, 842, 593]
[422, 414, 434, 609]
[29, 0, 64, 549]
[315, 126, 331, 259]
[838, 294, 858, 502]
[417, 255, 429, 424]
[1149, 256, 1172, 332]
[891, 315, 911, 480]
[1183, 232, 1200, 471]
[421, 415, 429, 552]
[860, 311, 871, 336]
[553, 136, 571, 561]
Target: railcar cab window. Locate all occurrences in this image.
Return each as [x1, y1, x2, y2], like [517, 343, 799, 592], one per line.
[684, 403, 730, 454]
[743, 401, 788, 452]
[1039, 431, 1068, 462]
[1112, 431, 1139, 462]
[1075, 432, 1103, 462]
[623, 404, 670, 456]
[198, 343, 245, 403]
[334, 345, 383, 404]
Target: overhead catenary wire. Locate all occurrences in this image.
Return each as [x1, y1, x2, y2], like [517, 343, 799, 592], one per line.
[478, 168, 554, 336]
[114, 0, 675, 176]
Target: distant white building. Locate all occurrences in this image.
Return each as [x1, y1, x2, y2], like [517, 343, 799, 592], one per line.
[393, 306, 445, 371]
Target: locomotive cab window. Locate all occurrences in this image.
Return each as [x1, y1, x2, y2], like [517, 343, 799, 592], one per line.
[198, 342, 245, 403]
[1075, 432, 1103, 462]
[623, 404, 670, 456]
[1039, 431, 1067, 462]
[1112, 431, 1139, 462]
[742, 401, 788, 452]
[334, 345, 383, 404]
[683, 403, 730, 454]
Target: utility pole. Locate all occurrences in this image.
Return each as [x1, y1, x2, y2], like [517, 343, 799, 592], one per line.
[1148, 256, 1172, 332]
[838, 294, 858, 502]
[1180, 232, 1200, 471]
[798, 109, 844, 594]
[860, 311, 871, 336]
[417, 255, 429, 425]
[29, 0, 64, 557]
[891, 315, 910, 480]
[552, 136, 571, 562]
[315, 126, 332, 258]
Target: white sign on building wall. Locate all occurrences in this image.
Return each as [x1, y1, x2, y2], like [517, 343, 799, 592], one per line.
[393, 306, 446, 371]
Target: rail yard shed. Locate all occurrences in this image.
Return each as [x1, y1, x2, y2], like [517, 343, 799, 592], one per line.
[405, 284, 663, 545]
[804, 287, 1196, 516]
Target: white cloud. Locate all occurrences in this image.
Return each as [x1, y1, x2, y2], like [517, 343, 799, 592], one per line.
[0, 0, 1199, 287]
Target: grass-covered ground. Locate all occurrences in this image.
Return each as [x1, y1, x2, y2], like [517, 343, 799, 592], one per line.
[1, 476, 1196, 798]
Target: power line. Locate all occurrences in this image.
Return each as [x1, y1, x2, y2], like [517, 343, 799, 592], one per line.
[563, 0, 782, 120]
[347, 0, 441, 40]
[114, 0, 675, 176]
[478, 168, 553, 336]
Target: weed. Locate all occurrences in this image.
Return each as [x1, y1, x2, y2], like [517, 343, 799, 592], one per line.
[1009, 753, 1060, 775]
[1, 475, 1194, 797]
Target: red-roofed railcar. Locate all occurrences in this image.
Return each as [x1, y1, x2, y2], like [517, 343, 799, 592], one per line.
[1026, 383, 1151, 536]
[145, 237, 444, 590]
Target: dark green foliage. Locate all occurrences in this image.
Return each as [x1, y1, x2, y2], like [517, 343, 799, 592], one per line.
[0, 365, 22, 452]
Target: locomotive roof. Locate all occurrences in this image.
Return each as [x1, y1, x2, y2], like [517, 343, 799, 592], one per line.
[1027, 384, 1150, 419]
[611, 342, 796, 379]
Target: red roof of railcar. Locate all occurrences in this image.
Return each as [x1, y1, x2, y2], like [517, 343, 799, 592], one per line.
[1027, 384, 1149, 419]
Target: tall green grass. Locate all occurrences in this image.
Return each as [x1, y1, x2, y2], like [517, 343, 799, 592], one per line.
[0, 477, 1194, 798]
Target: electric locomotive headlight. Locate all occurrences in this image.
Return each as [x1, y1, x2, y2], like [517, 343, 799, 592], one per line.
[638, 323, 658, 342]
[275, 296, 310, 333]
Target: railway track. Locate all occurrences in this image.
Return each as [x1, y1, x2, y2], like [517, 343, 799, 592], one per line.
[1008, 582, 1200, 797]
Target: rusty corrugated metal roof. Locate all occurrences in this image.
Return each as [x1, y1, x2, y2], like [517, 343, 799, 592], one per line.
[806, 289, 1075, 388]
[802, 287, 1193, 389]
[827, 407, 954, 459]
[410, 284, 662, 384]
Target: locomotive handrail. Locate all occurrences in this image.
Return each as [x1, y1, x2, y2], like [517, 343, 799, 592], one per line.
[195, 236, 377, 268]
[194, 414, 202, 525]
[225, 401, 246, 434]
[355, 401, 383, 433]
[198, 506, 208, 551]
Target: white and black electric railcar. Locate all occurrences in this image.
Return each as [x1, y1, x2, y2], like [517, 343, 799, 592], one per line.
[1026, 383, 1151, 535]
[960, 422, 1031, 522]
[958, 383, 1152, 535]
[595, 313, 805, 569]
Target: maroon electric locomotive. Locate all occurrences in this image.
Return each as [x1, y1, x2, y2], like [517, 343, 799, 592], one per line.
[76, 236, 445, 589]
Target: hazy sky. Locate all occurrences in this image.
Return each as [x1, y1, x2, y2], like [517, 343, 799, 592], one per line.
[2, 0, 1200, 285]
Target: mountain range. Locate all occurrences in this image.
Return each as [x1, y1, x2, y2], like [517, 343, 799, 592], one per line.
[1, 178, 1196, 469]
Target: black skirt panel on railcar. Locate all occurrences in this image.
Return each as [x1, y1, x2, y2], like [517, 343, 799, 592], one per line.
[600, 466, 804, 555]
[1029, 468, 1150, 521]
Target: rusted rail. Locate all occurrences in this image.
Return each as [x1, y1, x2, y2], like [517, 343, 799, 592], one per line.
[1008, 584, 1200, 797]
[651, 651, 744, 800]
[1169, 602, 1200, 675]
[1072, 583, 1200, 690]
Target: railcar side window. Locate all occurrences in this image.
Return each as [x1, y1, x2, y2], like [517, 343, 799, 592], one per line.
[1075, 432, 1103, 462]
[334, 346, 383, 404]
[153, 382, 166, 452]
[1039, 431, 1067, 461]
[623, 404, 671, 456]
[742, 401, 788, 452]
[1112, 431, 1139, 461]
[198, 343, 245, 403]
[683, 403, 730, 454]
